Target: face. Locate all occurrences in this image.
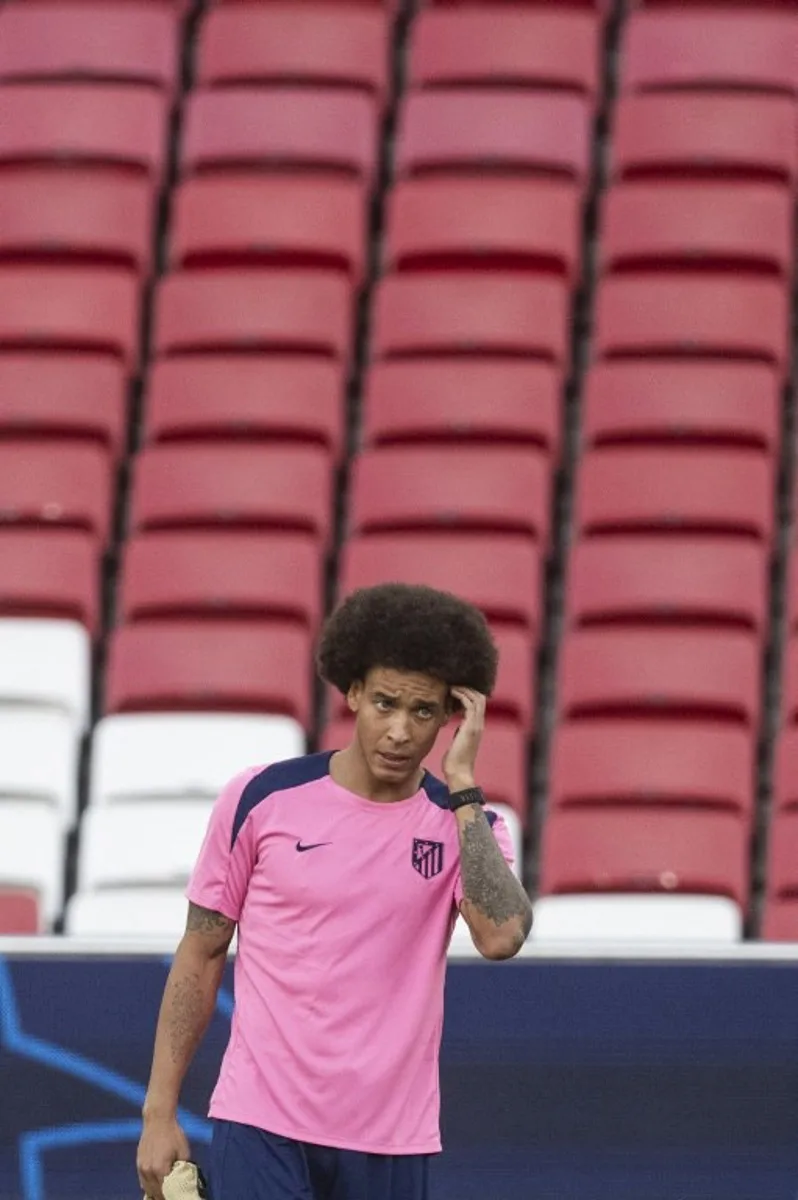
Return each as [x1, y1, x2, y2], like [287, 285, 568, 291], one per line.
[347, 667, 450, 787]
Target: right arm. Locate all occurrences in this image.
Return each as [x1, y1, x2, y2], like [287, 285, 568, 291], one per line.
[136, 903, 235, 1200]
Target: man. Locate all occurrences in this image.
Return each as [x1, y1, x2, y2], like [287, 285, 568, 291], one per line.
[137, 583, 533, 1200]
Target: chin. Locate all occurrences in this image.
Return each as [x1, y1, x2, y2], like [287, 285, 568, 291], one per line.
[371, 753, 418, 783]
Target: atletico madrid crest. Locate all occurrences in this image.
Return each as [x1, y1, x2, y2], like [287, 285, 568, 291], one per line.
[412, 838, 444, 880]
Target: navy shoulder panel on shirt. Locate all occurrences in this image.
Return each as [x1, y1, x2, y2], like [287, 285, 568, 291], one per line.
[422, 770, 450, 810]
[231, 751, 334, 849]
[421, 771, 497, 826]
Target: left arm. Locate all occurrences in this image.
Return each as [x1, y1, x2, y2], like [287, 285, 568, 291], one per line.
[455, 803, 532, 960]
[445, 688, 533, 960]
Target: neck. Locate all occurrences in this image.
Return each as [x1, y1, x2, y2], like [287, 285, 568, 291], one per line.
[330, 743, 423, 804]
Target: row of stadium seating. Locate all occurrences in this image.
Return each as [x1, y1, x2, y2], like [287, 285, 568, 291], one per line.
[1, 0, 797, 947]
[4, 6, 798, 105]
[0, 85, 795, 183]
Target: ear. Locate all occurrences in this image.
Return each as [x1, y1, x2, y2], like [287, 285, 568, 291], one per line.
[346, 680, 364, 715]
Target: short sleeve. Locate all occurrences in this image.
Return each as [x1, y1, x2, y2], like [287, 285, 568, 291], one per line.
[453, 810, 516, 908]
[185, 765, 263, 922]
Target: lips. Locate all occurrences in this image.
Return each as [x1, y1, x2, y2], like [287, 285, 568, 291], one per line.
[378, 751, 410, 767]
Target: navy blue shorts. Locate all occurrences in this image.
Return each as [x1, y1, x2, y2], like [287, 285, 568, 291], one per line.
[209, 1119, 431, 1200]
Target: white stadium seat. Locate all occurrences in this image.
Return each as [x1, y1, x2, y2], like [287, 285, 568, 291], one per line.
[0, 710, 80, 828]
[530, 895, 743, 945]
[77, 801, 212, 892]
[89, 713, 305, 806]
[65, 887, 190, 938]
[0, 618, 91, 732]
[0, 801, 64, 928]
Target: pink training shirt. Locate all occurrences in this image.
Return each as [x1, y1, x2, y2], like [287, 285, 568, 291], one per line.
[186, 751, 514, 1155]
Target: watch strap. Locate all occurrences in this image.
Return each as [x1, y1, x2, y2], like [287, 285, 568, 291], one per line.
[449, 786, 486, 811]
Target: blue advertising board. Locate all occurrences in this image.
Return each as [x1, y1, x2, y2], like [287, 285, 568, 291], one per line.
[1, 953, 797, 1200]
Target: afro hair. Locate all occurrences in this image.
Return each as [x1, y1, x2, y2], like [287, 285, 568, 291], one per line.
[317, 583, 498, 697]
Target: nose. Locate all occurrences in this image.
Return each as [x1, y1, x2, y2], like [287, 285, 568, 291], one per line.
[386, 711, 411, 747]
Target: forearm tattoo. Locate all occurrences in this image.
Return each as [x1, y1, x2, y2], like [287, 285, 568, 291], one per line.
[167, 970, 205, 1065]
[459, 808, 533, 937]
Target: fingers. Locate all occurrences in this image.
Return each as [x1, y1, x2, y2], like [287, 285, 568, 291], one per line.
[137, 1150, 177, 1200]
[450, 687, 486, 723]
[137, 1119, 189, 1200]
[137, 1166, 165, 1200]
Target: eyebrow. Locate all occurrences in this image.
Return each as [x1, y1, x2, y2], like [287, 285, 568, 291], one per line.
[373, 690, 439, 709]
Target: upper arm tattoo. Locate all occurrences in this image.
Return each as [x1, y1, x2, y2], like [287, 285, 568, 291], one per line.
[186, 902, 235, 939]
[459, 811, 533, 935]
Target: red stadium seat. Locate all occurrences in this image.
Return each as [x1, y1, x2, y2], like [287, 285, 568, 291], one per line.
[0, 3, 179, 90]
[145, 357, 345, 458]
[120, 531, 322, 629]
[600, 183, 792, 280]
[321, 717, 529, 820]
[594, 276, 789, 371]
[0, 266, 140, 365]
[566, 538, 768, 634]
[582, 362, 780, 453]
[130, 444, 333, 543]
[539, 808, 749, 906]
[0, 887, 40, 935]
[783, 554, 798, 636]
[424, 0, 606, 8]
[773, 730, 798, 812]
[785, 544, 798, 625]
[153, 269, 352, 359]
[621, 11, 798, 96]
[765, 812, 798, 907]
[0, 170, 154, 274]
[761, 900, 798, 942]
[362, 361, 561, 456]
[0, 442, 112, 543]
[181, 88, 378, 182]
[340, 532, 541, 632]
[197, 6, 389, 100]
[371, 274, 569, 364]
[558, 629, 761, 725]
[384, 178, 581, 282]
[408, 10, 600, 98]
[325, 625, 536, 728]
[574, 448, 774, 543]
[170, 176, 367, 281]
[0, 529, 100, 631]
[550, 721, 754, 817]
[105, 620, 313, 724]
[214, 0, 396, 5]
[0, 354, 127, 456]
[612, 94, 798, 185]
[67, 0, 187, 6]
[778, 639, 798, 727]
[0, 84, 169, 177]
[348, 447, 550, 544]
[395, 91, 591, 185]
[635, 0, 798, 8]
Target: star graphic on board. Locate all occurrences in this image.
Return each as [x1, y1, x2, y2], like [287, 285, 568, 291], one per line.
[0, 957, 232, 1200]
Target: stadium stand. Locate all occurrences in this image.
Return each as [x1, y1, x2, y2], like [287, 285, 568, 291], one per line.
[0, 0, 794, 949]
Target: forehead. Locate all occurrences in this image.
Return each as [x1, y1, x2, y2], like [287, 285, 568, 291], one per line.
[365, 667, 447, 705]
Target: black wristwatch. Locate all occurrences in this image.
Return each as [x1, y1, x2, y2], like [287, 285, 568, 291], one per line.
[449, 786, 486, 812]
